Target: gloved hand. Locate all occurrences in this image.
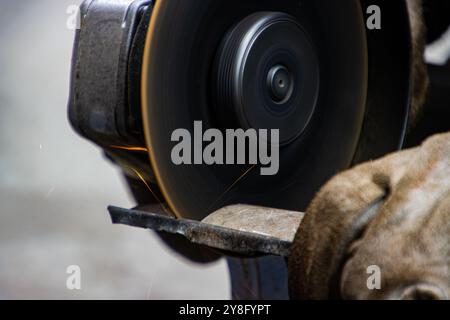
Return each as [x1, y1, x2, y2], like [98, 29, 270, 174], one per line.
[288, 133, 450, 300]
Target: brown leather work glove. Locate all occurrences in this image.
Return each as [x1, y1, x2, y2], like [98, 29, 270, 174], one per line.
[288, 133, 450, 300]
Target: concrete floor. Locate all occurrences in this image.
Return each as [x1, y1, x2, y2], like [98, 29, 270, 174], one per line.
[0, 0, 229, 300]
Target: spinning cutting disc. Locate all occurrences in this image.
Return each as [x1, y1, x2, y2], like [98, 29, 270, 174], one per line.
[142, 0, 369, 220]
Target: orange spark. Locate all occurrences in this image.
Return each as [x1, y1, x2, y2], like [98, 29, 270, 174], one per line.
[110, 145, 148, 152]
[208, 164, 257, 211]
[128, 167, 174, 217]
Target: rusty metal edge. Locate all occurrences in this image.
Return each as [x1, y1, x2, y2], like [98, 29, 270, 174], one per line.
[108, 206, 292, 257]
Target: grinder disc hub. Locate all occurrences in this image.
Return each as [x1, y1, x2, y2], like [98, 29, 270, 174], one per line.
[214, 12, 319, 144]
[267, 65, 293, 103]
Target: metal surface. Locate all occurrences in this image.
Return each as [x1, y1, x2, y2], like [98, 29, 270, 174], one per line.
[68, 0, 158, 185]
[109, 204, 303, 257]
[68, 0, 152, 146]
[203, 205, 303, 243]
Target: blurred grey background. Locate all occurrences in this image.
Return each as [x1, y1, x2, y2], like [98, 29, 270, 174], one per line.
[0, 0, 229, 300]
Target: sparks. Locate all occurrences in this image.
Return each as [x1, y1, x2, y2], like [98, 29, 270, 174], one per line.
[208, 164, 257, 211]
[128, 167, 174, 217]
[110, 145, 148, 152]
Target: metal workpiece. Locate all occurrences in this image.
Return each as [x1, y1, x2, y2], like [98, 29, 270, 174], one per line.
[109, 204, 304, 257]
[203, 205, 303, 243]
